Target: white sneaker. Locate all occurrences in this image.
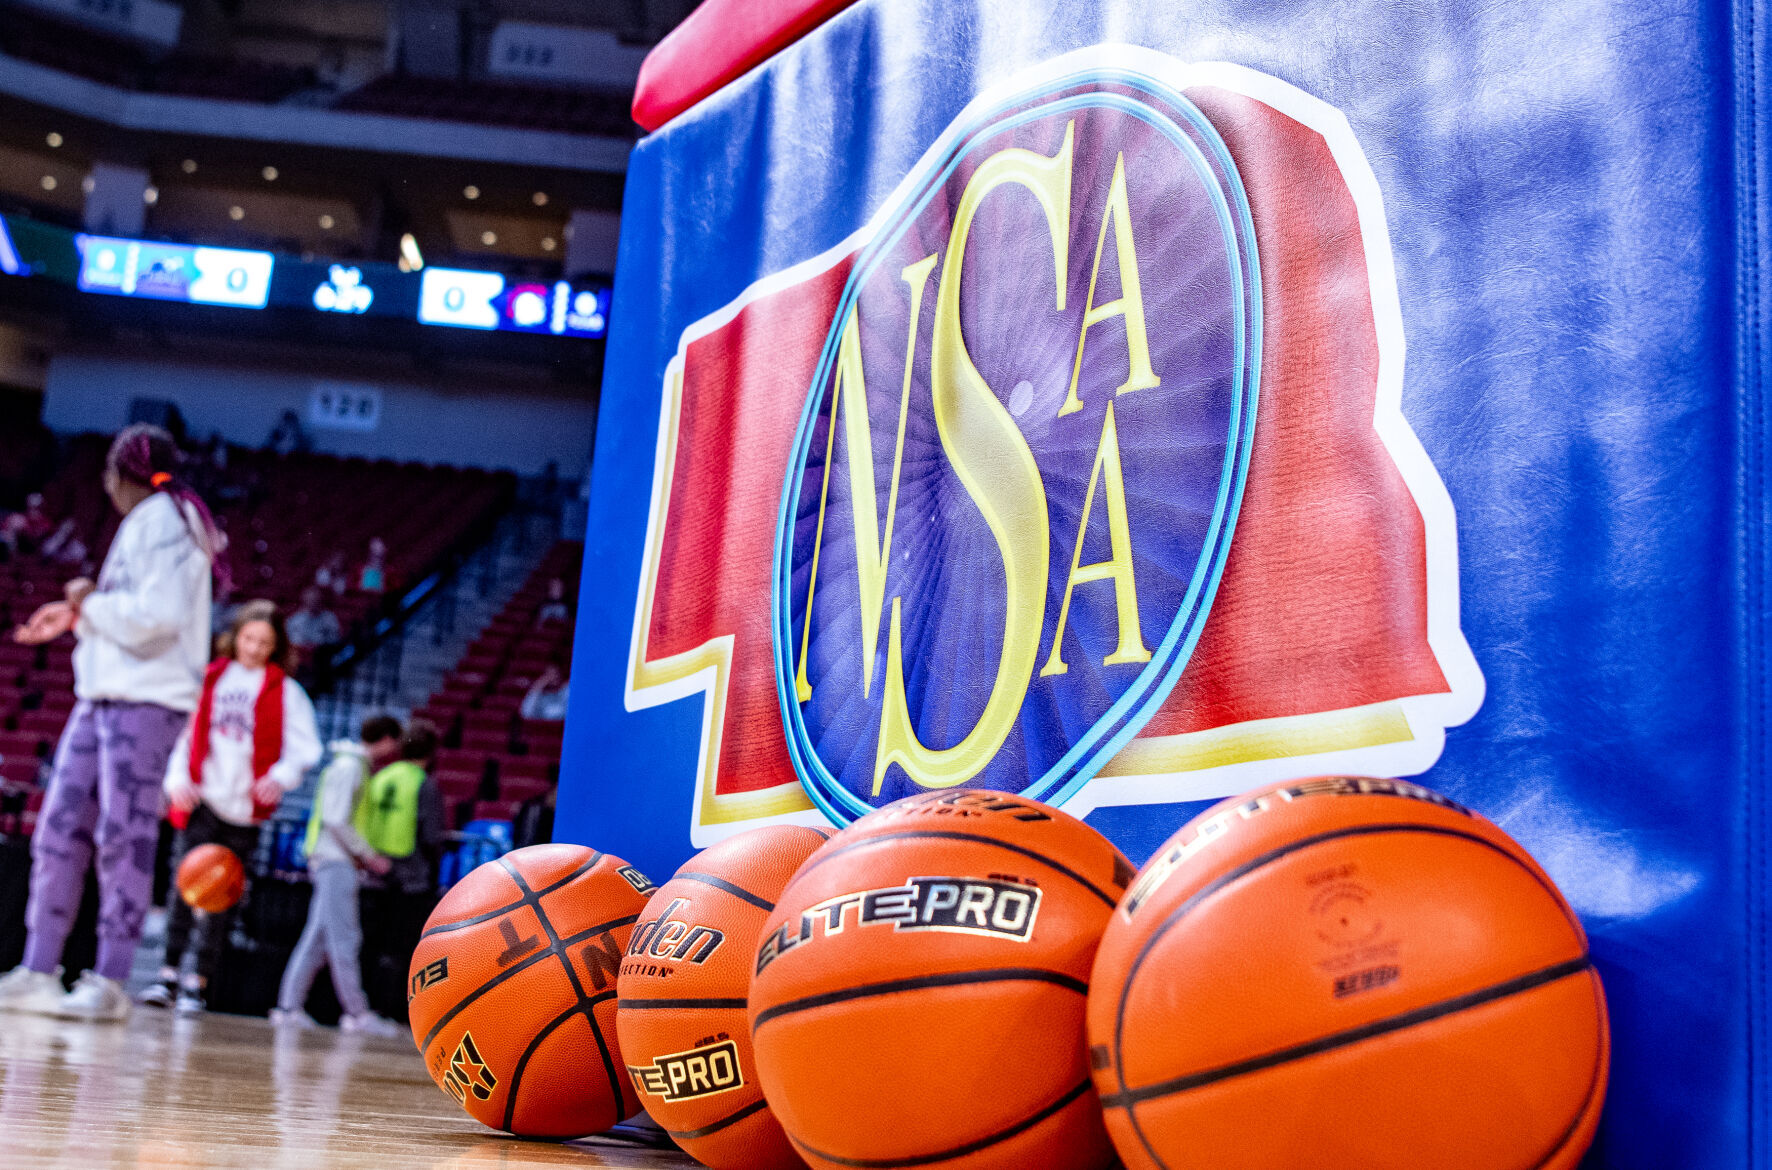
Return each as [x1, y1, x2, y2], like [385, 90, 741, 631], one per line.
[174, 988, 206, 1016]
[339, 1012, 403, 1037]
[137, 978, 178, 1008]
[269, 1007, 317, 1029]
[0, 966, 66, 1015]
[54, 972, 130, 1023]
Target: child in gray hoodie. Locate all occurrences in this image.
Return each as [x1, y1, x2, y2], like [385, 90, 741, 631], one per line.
[270, 714, 403, 1033]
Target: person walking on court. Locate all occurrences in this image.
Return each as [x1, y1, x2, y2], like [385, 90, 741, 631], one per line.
[270, 713, 403, 1034]
[139, 601, 320, 1014]
[358, 720, 445, 1019]
[0, 425, 222, 1021]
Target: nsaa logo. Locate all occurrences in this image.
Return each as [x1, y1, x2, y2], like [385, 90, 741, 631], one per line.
[628, 50, 1485, 844]
[774, 76, 1259, 821]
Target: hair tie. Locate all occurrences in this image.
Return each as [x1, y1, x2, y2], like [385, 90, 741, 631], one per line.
[149, 472, 172, 488]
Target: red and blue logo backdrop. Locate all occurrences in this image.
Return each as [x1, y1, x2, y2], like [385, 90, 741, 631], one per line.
[607, 49, 1480, 846]
[563, 7, 1756, 1165]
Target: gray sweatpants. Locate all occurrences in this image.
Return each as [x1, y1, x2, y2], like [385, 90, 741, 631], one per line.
[276, 860, 369, 1018]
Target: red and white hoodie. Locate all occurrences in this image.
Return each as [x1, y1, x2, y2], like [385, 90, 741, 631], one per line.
[164, 659, 322, 827]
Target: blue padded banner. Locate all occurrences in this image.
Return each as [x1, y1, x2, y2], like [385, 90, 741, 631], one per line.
[562, 2, 1771, 1163]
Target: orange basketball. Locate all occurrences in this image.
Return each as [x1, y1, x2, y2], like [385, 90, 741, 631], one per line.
[408, 843, 657, 1138]
[617, 825, 829, 1170]
[176, 843, 246, 913]
[748, 790, 1132, 1170]
[1088, 776, 1610, 1170]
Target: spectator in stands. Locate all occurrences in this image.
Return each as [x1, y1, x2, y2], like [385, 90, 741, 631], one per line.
[512, 786, 556, 851]
[271, 713, 402, 1035]
[536, 577, 571, 625]
[0, 424, 223, 1022]
[286, 586, 343, 659]
[267, 410, 311, 457]
[520, 665, 570, 721]
[358, 719, 444, 1020]
[357, 537, 387, 594]
[0, 493, 53, 558]
[192, 434, 245, 506]
[141, 600, 321, 1016]
[210, 581, 241, 640]
[38, 518, 87, 567]
[314, 551, 350, 598]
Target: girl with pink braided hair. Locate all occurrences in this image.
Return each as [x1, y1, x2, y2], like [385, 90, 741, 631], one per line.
[0, 424, 220, 1021]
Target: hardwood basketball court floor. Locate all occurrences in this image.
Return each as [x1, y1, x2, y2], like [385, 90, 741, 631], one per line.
[0, 1010, 702, 1167]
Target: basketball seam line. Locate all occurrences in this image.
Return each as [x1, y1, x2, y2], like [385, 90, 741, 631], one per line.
[674, 870, 775, 911]
[1110, 821, 1591, 1170]
[662, 1096, 770, 1141]
[499, 856, 628, 1131]
[618, 997, 749, 1010]
[1523, 966, 1610, 1170]
[1099, 956, 1594, 1110]
[501, 998, 603, 1134]
[419, 851, 605, 939]
[752, 967, 1087, 1029]
[417, 913, 641, 1055]
[785, 1077, 1093, 1168]
[796, 830, 1118, 907]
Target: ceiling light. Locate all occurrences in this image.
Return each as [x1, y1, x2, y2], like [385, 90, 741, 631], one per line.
[39, 175, 56, 191]
[262, 166, 279, 181]
[143, 186, 159, 205]
[463, 185, 480, 200]
[229, 205, 245, 220]
[480, 230, 497, 246]
[540, 236, 556, 252]
[181, 158, 197, 174]
[399, 232, 424, 271]
[318, 214, 335, 230]
[532, 191, 548, 206]
[45, 132, 62, 148]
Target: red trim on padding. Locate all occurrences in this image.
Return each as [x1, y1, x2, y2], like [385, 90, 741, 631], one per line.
[632, 0, 862, 131]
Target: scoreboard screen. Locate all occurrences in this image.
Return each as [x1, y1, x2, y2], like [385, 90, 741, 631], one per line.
[4, 215, 607, 339]
[76, 235, 274, 308]
[418, 269, 608, 338]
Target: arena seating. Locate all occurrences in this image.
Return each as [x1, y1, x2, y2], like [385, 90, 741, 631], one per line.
[335, 74, 639, 138]
[0, 435, 516, 836]
[0, 5, 633, 133]
[31, 435, 511, 621]
[411, 541, 581, 828]
[0, 8, 317, 104]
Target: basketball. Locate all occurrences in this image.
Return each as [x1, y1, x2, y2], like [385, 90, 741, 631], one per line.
[407, 843, 657, 1138]
[747, 791, 1131, 1170]
[175, 844, 246, 914]
[1088, 776, 1610, 1170]
[617, 825, 830, 1169]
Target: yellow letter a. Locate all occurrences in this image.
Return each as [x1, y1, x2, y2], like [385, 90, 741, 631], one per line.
[1041, 399, 1150, 676]
[1058, 152, 1159, 418]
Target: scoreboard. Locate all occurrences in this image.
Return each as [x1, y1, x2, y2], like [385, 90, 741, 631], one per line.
[1, 213, 608, 340]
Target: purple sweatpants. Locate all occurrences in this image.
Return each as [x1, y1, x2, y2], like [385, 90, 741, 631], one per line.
[24, 699, 187, 982]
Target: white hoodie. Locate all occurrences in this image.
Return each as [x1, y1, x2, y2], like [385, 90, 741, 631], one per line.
[74, 492, 213, 712]
[163, 662, 322, 826]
